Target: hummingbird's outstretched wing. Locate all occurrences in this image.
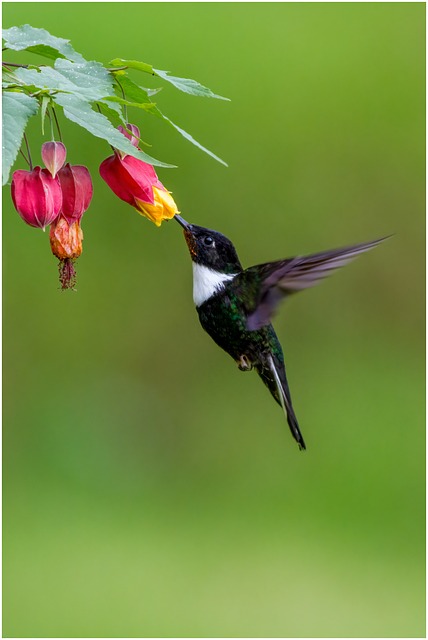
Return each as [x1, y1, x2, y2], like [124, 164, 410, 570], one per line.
[240, 237, 388, 330]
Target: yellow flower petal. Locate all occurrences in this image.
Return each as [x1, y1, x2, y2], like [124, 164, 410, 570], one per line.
[135, 187, 179, 227]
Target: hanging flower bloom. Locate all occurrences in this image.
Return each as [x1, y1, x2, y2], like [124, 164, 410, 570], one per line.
[44, 160, 92, 290]
[57, 163, 93, 224]
[50, 215, 84, 290]
[100, 152, 179, 226]
[11, 167, 62, 230]
[99, 124, 179, 227]
[41, 141, 67, 178]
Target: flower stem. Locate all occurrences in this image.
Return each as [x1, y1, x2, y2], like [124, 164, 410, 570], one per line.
[23, 133, 33, 170]
[51, 106, 62, 142]
[19, 147, 31, 167]
[2, 61, 29, 68]
[115, 76, 128, 121]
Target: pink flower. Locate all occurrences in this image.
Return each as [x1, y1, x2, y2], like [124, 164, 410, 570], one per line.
[57, 163, 93, 224]
[41, 141, 67, 178]
[11, 167, 62, 230]
[99, 150, 179, 227]
[117, 123, 140, 149]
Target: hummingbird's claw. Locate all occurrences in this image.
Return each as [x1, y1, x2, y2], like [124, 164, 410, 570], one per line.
[174, 214, 191, 229]
[237, 354, 253, 371]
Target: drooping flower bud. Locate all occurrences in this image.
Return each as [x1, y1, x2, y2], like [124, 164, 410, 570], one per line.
[11, 167, 62, 230]
[50, 215, 84, 290]
[57, 163, 93, 224]
[99, 151, 179, 227]
[117, 123, 140, 148]
[41, 141, 67, 178]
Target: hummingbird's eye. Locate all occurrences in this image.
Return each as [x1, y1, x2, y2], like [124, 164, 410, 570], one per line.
[203, 236, 214, 247]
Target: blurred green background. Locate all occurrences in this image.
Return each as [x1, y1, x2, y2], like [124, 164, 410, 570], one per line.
[3, 3, 425, 637]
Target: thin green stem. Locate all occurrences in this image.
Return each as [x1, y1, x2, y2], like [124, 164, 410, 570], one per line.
[115, 76, 128, 121]
[47, 108, 55, 141]
[19, 147, 31, 167]
[51, 106, 62, 142]
[23, 133, 33, 170]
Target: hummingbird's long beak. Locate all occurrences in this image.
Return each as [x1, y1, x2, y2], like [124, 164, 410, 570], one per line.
[174, 214, 191, 230]
[175, 214, 197, 257]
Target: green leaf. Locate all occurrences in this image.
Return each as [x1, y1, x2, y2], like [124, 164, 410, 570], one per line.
[110, 64, 227, 164]
[55, 58, 113, 98]
[144, 87, 162, 98]
[110, 58, 229, 100]
[14, 59, 114, 103]
[41, 95, 49, 135]
[111, 70, 162, 98]
[153, 68, 229, 101]
[110, 58, 154, 74]
[113, 75, 152, 104]
[153, 108, 227, 166]
[166, 117, 227, 166]
[2, 91, 39, 184]
[2, 25, 85, 63]
[106, 95, 157, 112]
[96, 101, 124, 129]
[52, 93, 175, 168]
[98, 98, 125, 119]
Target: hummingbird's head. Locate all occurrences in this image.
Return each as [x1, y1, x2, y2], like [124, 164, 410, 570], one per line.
[175, 215, 242, 274]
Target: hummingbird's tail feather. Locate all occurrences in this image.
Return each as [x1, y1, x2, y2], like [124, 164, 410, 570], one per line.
[256, 354, 306, 450]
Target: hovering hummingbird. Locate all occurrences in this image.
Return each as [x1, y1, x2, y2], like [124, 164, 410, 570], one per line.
[175, 214, 386, 450]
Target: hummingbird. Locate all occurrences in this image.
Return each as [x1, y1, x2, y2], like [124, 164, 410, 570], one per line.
[175, 214, 386, 450]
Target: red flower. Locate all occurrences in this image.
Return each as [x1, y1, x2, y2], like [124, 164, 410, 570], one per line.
[57, 163, 93, 224]
[41, 141, 67, 178]
[11, 167, 62, 230]
[99, 152, 179, 227]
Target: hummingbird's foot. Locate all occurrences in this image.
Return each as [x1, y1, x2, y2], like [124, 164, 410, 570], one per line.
[237, 354, 253, 371]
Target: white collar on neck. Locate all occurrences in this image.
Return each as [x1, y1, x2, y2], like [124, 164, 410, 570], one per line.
[192, 263, 237, 307]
